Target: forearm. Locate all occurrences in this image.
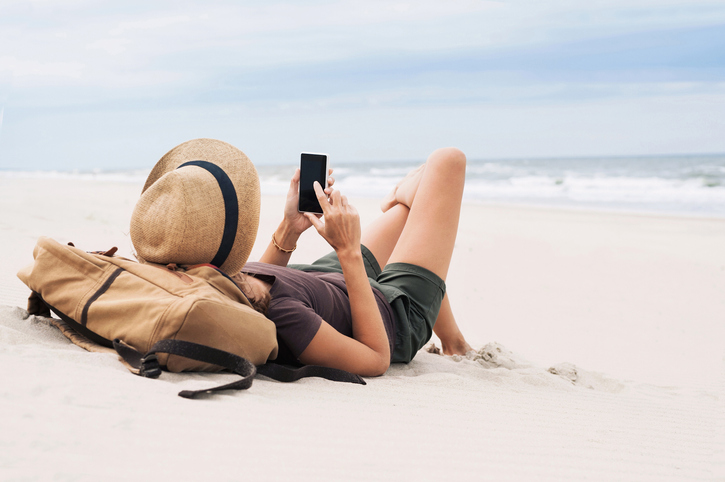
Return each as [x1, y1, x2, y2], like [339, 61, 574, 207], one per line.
[258, 221, 300, 267]
[338, 249, 391, 363]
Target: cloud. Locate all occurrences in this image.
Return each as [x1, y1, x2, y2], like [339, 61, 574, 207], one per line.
[86, 38, 132, 55]
[0, 0, 724, 168]
[0, 56, 84, 81]
[3, 0, 724, 89]
[108, 14, 191, 35]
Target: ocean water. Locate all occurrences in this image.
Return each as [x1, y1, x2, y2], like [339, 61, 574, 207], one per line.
[255, 154, 725, 218]
[2, 154, 724, 218]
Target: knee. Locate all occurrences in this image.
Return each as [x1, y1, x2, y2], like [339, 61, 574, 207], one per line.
[427, 147, 467, 179]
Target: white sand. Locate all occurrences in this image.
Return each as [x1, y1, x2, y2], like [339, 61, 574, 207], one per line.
[1, 176, 723, 481]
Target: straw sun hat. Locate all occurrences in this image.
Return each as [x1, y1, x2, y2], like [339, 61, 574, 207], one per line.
[130, 138, 260, 275]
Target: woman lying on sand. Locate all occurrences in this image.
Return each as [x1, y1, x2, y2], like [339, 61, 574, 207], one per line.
[233, 148, 472, 376]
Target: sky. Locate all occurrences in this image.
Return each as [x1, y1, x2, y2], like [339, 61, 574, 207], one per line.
[0, 0, 724, 170]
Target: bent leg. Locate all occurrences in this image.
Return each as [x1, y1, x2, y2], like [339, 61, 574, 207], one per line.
[380, 164, 425, 213]
[360, 203, 409, 269]
[386, 147, 466, 280]
[362, 204, 471, 355]
[433, 294, 472, 355]
[361, 162, 425, 267]
[363, 149, 471, 356]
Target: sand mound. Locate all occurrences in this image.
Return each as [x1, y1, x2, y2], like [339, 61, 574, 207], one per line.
[425, 342, 625, 393]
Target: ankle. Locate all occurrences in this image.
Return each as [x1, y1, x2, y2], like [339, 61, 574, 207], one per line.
[441, 338, 472, 356]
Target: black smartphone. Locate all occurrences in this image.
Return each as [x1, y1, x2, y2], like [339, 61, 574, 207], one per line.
[298, 152, 329, 214]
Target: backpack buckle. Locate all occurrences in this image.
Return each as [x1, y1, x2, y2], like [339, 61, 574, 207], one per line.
[139, 354, 161, 378]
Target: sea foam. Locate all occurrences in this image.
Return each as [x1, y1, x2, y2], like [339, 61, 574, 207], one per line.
[3, 154, 724, 217]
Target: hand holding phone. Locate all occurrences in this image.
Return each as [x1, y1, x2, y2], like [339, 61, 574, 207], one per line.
[304, 181, 362, 254]
[298, 152, 329, 214]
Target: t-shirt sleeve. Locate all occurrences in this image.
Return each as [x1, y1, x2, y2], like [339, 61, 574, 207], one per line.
[267, 297, 323, 359]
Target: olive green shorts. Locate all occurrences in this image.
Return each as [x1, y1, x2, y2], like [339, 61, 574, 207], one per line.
[290, 245, 446, 363]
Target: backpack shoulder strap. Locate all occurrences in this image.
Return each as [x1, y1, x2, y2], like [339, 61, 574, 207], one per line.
[114, 339, 256, 398]
[114, 339, 365, 399]
[257, 363, 366, 386]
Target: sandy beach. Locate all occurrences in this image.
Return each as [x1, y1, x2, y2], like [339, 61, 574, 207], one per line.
[1, 175, 723, 481]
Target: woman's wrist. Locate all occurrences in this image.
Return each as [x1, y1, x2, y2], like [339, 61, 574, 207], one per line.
[336, 246, 363, 264]
[274, 221, 301, 250]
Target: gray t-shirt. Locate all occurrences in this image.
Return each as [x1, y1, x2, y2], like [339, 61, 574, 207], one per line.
[242, 262, 396, 364]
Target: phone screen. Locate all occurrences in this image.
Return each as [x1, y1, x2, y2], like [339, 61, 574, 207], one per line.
[298, 153, 328, 214]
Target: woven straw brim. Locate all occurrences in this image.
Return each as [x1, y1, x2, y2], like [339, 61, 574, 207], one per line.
[130, 138, 260, 275]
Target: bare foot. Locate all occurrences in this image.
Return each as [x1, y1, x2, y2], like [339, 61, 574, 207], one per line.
[380, 164, 426, 212]
[441, 339, 473, 356]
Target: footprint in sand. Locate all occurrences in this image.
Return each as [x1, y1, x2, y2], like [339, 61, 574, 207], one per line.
[548, 362, 624, 392]
[548, 362, 580, 383]
[427, 341, 624, 392]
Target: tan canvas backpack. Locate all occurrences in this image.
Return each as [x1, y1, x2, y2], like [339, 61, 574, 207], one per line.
[18, 237, 363, 398]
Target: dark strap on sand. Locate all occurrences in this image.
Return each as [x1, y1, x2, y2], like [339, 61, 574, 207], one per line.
[113, 339, 365, 399]
[177, 160, 238, 269]
[114, 339, 256, 399]
[257, 363, 365, 385]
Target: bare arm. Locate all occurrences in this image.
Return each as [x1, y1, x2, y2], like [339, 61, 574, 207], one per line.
[299, 183, 390, 376]
[258, 168, 333, 267]
[258, 220, 300, 267]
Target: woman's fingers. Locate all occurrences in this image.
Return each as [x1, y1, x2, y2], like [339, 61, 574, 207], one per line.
[329, 189, 343, 206]
[289, 168, 300, 190]
[308, 180, 362, 251]
[314, 180, 353, 212]
[327, 168, 335, 187]
[313, 181, 331, 212]
[287, 168, 302, 200]
[323, 168, 336, 195]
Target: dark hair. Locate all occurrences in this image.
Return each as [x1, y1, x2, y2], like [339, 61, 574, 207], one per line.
[247, 289, 271, 315]
[232, 272, 271, 315]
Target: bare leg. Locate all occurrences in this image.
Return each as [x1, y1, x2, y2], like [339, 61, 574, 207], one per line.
[386, 147, 465, 280]
[363, 205, 470, 355]
[434, 295, 472, 355]
[361, 203, 409, 268]
[363, 148, 472, 355]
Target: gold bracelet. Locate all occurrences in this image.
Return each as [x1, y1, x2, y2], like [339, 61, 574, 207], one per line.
[272, 233, 296, 253]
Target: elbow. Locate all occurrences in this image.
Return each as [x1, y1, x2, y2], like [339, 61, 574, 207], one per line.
[377, 360, 391, 376]
[355, 354, 390, 377]
[366, 356, 390, 377]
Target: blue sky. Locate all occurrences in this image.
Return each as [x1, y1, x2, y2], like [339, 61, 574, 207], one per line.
[1, 0, 724, 170]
